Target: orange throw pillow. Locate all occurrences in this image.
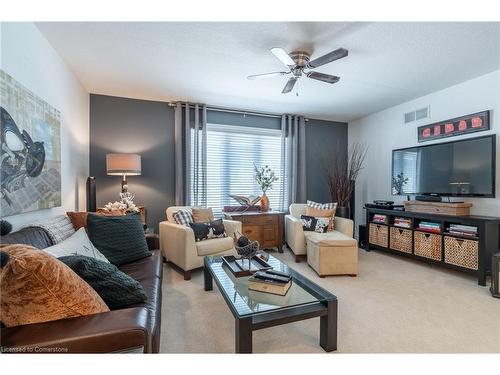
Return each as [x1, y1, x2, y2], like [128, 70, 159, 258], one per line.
[0, 244, 109, 327]
[67, 210, 125, 230]
[66, 212, 89, 230]
[192, 207, 214, 223]
[306, 206, 335, 231]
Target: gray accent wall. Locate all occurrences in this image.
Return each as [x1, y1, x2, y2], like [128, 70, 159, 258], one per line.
[305, 118, 348, 203]
[89, 94, 175, 232]
[89, 95, 348, 231]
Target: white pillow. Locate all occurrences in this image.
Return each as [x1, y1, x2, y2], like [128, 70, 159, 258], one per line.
[43, 227, 109, 263]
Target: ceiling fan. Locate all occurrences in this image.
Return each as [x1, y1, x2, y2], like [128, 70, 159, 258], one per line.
[247, 47, 348, 94]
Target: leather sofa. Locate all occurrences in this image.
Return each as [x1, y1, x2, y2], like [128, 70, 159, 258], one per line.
[0, 226, 162, 354]
[159, 206, 241, 280]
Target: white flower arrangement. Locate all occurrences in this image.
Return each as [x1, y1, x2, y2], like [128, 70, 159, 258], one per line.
[104, 191, 140, 213]
[254, 164, 278, 194]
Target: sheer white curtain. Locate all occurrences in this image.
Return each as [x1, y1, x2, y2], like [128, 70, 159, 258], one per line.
[174, 102, 207, 206]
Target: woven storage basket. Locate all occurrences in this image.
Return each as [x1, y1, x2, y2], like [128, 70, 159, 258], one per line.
[390, 227, 413, 254]
[414, 231, 442, 260]
[369, 223, 388, 247]
[444, 236, 478, 270]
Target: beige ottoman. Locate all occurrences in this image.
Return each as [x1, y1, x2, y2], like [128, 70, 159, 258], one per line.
[305, 231, 358, 277]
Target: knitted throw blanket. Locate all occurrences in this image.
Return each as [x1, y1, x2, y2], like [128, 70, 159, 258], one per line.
[23, 215, 75, 244]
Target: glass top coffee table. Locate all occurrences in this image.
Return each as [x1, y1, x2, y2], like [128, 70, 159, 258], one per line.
[204, 255, 338, 353]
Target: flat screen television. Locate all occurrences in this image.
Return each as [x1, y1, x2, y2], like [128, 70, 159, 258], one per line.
[392, 135, 496, 197]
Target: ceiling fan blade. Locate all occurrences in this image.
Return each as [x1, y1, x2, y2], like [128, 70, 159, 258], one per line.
[306, 48, 348, 69]
[282, 77, 297, 94]
[247, 71, 288, 80]
[306, 71, 340, 84]
[270, 47, 296, 67]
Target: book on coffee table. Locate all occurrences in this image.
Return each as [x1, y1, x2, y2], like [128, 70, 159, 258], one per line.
[248, 270, 292, 296]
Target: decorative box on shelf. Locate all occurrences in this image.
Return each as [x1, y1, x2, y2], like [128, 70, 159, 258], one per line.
[404, 200, 472, 216]
[368, 223, 388, 248]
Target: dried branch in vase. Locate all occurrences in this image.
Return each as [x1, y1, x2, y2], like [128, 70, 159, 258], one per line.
[325, 142, 367, 208]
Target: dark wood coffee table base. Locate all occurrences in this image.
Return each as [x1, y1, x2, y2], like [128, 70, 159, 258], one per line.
[204, 258, 338, 353]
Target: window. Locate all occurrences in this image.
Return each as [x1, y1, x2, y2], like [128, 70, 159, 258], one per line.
[190, 123, 286, 216]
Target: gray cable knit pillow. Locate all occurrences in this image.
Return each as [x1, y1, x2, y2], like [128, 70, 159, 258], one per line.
[59, 255, 147, 309]
[87, 214, 150, 266]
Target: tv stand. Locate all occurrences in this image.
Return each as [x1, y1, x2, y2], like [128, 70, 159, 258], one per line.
[365, 207, 500, 286]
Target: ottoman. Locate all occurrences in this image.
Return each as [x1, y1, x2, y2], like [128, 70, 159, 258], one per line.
[305, 231, 358, 277]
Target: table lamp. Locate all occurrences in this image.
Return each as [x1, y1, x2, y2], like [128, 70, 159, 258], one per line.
[106, 153, 141, 193]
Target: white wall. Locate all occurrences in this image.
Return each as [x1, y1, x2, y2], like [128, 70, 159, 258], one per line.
[349, 70, 500, 227]
[1, 22, 89, 230]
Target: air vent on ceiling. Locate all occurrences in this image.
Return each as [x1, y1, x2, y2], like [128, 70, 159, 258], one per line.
[404, 106, 430, 124]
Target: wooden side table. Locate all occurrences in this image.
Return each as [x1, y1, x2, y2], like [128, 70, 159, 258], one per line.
[223, 210, 284, 252]
[145, 232, 160, 251]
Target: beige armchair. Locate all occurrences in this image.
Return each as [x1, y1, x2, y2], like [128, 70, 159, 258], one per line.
[285, 203, 354, 261]
[159, 206, 241, 280]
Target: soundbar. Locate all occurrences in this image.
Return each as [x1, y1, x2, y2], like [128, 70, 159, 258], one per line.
[415, 195, 442, 202]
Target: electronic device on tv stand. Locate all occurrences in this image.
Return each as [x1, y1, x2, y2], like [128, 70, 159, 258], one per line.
[364, 200, 404, 210]
[415, 194, 442, 202]
[374, 200, 394, 205]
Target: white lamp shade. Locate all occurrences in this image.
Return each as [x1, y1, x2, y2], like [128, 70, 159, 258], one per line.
[106, 154, 141, 176]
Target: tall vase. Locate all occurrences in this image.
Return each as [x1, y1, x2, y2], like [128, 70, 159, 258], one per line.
[260, 193, 270, 212]
[336, 206, 350, 218]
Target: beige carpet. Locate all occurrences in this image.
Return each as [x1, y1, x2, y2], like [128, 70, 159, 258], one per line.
[160, 248, 500, 353]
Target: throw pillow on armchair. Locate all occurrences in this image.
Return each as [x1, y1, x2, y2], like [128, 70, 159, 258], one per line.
[189, 219, 227, 242]
[301, 215, 329, 233]
[306, 200, 337, 231]
[191, 207, 214, 223]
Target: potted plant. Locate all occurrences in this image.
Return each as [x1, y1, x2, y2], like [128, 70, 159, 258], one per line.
[392, 172, 409, 195]
[325, 143, 367, 218]
[254, 164, 278, 212]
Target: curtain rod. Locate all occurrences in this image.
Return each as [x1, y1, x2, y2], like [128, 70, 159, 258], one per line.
[168, 102, 309, 121]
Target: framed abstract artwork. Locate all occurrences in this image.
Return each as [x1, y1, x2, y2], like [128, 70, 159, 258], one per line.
[0, 69, 62, 216]
[417, 111, 490, 143]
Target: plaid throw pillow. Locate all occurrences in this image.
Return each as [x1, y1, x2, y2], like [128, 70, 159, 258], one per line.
[173, 210, 194, 226]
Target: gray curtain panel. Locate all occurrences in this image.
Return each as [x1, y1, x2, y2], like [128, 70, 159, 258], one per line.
[280, 114, 307, 209]
[174, 102, 207, 206]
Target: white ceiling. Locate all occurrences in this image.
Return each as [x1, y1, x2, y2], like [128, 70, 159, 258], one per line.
[36, 22, 500, 122]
